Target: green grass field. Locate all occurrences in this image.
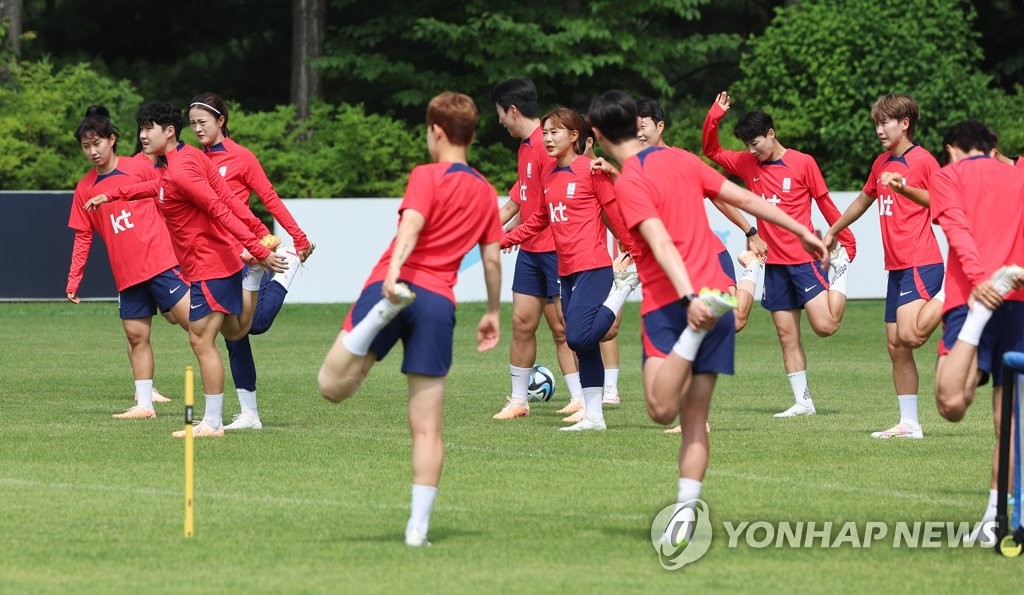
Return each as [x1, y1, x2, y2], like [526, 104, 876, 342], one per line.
[1, 300, 1020, 593]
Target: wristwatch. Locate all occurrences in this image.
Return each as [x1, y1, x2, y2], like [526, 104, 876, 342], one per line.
[745, 226, 758, 238]
[680, 293, 699, 308]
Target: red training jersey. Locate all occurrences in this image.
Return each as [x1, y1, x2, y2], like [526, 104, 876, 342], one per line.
[702, 103, 855, 265]
[511, 126, 556, 253]
[203, 138, 311, 251]
[365, 162, 503, 304]
[67, 154, 178, 292]
[929, 155, 1024, 312]
[615, 146, 734, 315]
[862, 145, 942, 270]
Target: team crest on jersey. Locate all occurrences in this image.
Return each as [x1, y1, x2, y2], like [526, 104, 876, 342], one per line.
[219, 166, 228, 177]
[527, 163, 533, 178]
[782, 177, 792, 192]
[566, 182, 576, 198]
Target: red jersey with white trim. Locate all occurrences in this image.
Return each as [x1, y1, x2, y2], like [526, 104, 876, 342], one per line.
[930, 155, 1024, 311]
[366, 162, 502, 304]
[203, 137, 311, 251]
[67, 154, 177, 292]
[702, 103, 855, 265]
[147, 142, 272, 282]
[511, 126, 556, 252]
[862, 145, 942, 270]
[504, 155, 632, 276]
[615, 146, 734, 315]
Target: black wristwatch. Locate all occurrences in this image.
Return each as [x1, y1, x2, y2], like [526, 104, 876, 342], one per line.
[680, 293, 699, 308]
[745, 226, 758, 238]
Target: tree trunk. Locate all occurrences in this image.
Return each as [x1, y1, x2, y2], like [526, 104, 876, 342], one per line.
[1, 0, 22, 57]
[291, 0, 325, 120]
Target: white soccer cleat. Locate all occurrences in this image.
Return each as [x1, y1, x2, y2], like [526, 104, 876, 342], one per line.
[223, 411, 263, 430]
[990, 264, 1024, 296]
[405, 529, 431, 548]
[613, 270, 640, 291]
[870, 421, 922, 439]
[559, 418, 607, 432]
[698, 288, 738, 317]
[774, 402, 816, 418]
[601, 387, 621, 406]
[829, 245, 851, 280]
[966, 512, 997, 547]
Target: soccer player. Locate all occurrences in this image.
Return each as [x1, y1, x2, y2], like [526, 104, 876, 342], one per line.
[490, 78, 583, 420]
[85, 102, 288, 438]
[317, 92, 502, 547]
[67, 105, 189, 418]
[502, 107, 638, 430]
[928, 120, 1024, 541]
[823, 94, 945, 439]
[703, 91, 856, 418]
[188, 92, 311, 430]
[588, 90, 826, 544]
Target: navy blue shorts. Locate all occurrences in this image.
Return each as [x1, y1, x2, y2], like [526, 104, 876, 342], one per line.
[641, 301, 735, 375]
[189, 269, 244, 321]
[118, 267, 188, 319]
[885, 263, 944, 322]
[761, 262, 829, 311]
[940, 301, 1024, 387]
[344, 281, 456, 377]
[718, 249, 737, 285]
[512, 250, 560, 298]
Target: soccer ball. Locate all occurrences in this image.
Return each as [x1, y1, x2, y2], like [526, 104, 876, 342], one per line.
[527, 365, 556, 402]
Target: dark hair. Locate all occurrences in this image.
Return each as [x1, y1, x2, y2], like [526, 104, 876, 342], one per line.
[135, 102, 184, 140]
[74, 105, 119, 150]
[942, 119, 997, 155]
[587, 90, 639, 144]
[636, 97, 665, 125]
[427, 91, 477, 146]
[733, 110, 774, 143]
[189, 91, 230, 137]
[871, 94, 919, 141]
[576, 111, 595, 155]
[491, 78, 539, 118]
[134, 126, 143, 155]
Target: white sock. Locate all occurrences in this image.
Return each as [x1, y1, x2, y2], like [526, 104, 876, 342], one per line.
[202, 393, 224, 428]
[135, 379, 154, 410]
[601, 284, 633, 315]
[242, 264, 265, 291]
[582, 386, 604, 424]
[957, 304, 994, 346]
[740, 260, 761, 285]
[897, 394, 918, 426]
[672, 327, 707, 361]
[407, 484, 437, 537]
[787, 371, 812, 405]
[273, 251, 301, 290]
[983, 488, 998, 520]
[237, 388, 258, 414]
[509, 364, 531, 404]
[604, 368, 619, 392]
[830, 264, 848, 296]
[342, 298, 402, 356]
[564, 372, 583, 403]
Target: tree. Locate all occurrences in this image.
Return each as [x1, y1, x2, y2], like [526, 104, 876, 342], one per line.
[291, 0, 325, 119]
[0, 0, 20, 57]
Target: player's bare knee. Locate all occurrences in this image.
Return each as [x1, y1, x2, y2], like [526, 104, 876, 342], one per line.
[811, 320, 839, 337]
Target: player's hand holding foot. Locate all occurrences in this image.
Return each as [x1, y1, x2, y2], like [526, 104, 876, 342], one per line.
[477, 311, 500, 352]
[747, 233, 768, 260]
[686, 298, 716, 331]
[612, 251, 633, 273]
[970, 281, 1005, 311]
[297, 241, 315, 263]
[82, 194, 109, 211]
[260, 251, 288, 274]
[799, 231, 828, 262]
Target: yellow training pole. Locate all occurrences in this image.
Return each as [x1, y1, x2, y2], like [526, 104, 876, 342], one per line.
[184, 365, 195, 538]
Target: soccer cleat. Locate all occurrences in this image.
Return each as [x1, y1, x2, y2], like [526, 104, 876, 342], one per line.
[171, 419, 225, 438]
[378, 283, 416, 322]
[737, 250, 761, 268]
[601, 388, 621, 406]
[113, 405, 156, 419]
[561, 410, 584, 423]
[614, 270, 641, 291]
[223, 411, 263, 430]
[966, 511, 997, 547]
[559, 418, 607, 432]
[492, 396, 530, 420]
[555, 400, 582, 415]
[774, 402, 816, 418]
[829, 245, 851, 279]
[151, 388, 171, 403]
[870, 421, 923, 439]
[260, 233, 281, 252]
[990, 264, 1024, 295]
[405, 529, 431, 547]
[664, 425, 682, 434]
[698, 287, 738, 317]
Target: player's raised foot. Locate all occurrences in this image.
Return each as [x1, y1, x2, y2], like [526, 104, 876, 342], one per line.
[602, 387, 621, 406]
[774, 402, 816, 418]
[260, 233, 281, 252]
[223, 411, 263, 430]
[614, 270, 641, 291]
[555, 399, 582, 414]
[151, 388, 171, 403]
[698, 287, 738, 317]
[737, 250, 761, 268]
[870, 421, 923, 439]
[378, 283, 416, 321]
[171, 419, 225, 438]
[829, 245, 851, 279]
[405, 528, 431, 548]
[990, 264, 1024, 295]
[561, 409, 585, 423]
[113, 405, 156, 419]
[492, 396, 530, 420]
[559, 418, 607, 432]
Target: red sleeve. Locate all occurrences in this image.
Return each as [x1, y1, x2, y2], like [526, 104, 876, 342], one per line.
[67, 185, 92, 232]
[698, 159, 728, 199]
[400, 166, 435, 221]
[930, 168, 987, 285]
[66, 229, 93, 293]
[594, 171, 636, 253]
[862, 157, 880, 197]
[701, 103, 747, 176]
[207, 164, 270, 238]
[503, 199, 550, 247]
[241, 152, 310, 250]
[917, 155, 939, 190]
[106, 179, 159, 202]
[806, 158, 857, 259]
[182, 159, 271, 260]
[616, 172, 660, 232]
